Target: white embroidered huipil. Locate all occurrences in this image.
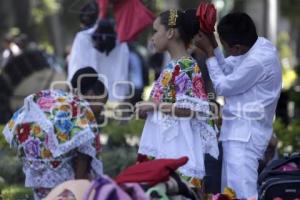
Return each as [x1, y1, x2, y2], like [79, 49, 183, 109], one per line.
[138, 57, 219, 179]
[206, 37, 282, 143]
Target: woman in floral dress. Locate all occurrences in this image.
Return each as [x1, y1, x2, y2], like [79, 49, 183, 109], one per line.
[2, 83, 106, 199]
[135, 9, 219, 188]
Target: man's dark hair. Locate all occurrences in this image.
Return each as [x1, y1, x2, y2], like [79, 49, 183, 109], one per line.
[217, 12, 258, 47]
[71, 67, 106, 96]
[79, 1, 99, 29]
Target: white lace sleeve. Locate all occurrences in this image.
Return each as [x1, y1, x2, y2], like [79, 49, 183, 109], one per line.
[2, 108, 25, 147]
[175, 94, 210, 117]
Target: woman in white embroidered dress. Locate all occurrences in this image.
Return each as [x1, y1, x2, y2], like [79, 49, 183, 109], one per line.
[135, 9, 219, 188]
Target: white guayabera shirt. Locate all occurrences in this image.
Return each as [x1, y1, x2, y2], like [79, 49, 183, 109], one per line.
[206, 37, 282, 143]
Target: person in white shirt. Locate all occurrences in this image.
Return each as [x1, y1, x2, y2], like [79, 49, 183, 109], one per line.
[67, 2, 129, 101]
[67, 1, 99, 79]
[195, 12, 282, 198]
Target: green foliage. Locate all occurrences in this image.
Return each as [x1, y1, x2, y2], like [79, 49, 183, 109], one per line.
[0, 177, 5, 191]
[0, 185, 33, 200]
[0, 152, 25, 184]
[277, 32, 297, 89]
[102, 119, 144, 147]
[281, 0, 300, 24]
[101, 146, 137, 178]
[0, 125, 25, 185]
[31, 0, 60, 24]
[0, 125, 9, 149]
[100, 119, 144, 177]
[274, 118, 300, 154]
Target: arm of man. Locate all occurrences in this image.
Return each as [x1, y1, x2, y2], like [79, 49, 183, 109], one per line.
[195, 33, 234, 75]
[207, 56, 264, 96]
[213, 47, 235, 75]
[195, 31, 264, 96]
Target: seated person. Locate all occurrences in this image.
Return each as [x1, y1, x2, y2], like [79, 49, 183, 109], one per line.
[2, 68, 107, 200]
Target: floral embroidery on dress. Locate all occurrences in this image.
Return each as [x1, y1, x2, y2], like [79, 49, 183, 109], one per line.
[2, 89, 103, 190]
[150, 57, 207, 103]
[139, 57, 219, 180]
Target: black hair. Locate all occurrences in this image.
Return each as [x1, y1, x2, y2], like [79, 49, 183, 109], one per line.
[92, 20, 116, 55]
[159, 9, 199, 45]
[79, 1, 99, 29]
[71, 67, 106, 96]
[217, 12, 258, 47]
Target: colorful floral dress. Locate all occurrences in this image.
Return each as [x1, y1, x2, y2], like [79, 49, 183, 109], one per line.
[2, 90, 102, 199]
[138, 57, 219, 184]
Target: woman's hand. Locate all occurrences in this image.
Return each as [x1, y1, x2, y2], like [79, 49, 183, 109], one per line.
[135, 101, 157, 119]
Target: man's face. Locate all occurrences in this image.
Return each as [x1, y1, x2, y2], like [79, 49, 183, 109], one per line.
[220, 38, 248, 57]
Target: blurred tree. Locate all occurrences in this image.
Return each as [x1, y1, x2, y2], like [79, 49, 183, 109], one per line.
[274, 118, 300, 154]
[277, 32, 297, 90]
[281, 0, 300, 24]
[280, 0, 300, 65]
[12, 0, 30, 35]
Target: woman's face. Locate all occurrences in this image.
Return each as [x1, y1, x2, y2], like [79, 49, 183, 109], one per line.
[151, 17, 169, 53]
[84, 90, 108, 119]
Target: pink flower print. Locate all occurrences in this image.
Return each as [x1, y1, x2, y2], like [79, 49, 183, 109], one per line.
[175, 73, 190, 95]
[192, 74, 208, 99]
[24, 139, 40, 158]
[151, 87, 163, 103]
[37, 97, 55, 111]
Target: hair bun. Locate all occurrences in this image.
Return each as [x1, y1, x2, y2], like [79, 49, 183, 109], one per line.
[181, 9, 199, 39]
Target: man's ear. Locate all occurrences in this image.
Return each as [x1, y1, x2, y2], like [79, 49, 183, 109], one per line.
[234, 44, 248, 55]
[166, 28, 175, 39]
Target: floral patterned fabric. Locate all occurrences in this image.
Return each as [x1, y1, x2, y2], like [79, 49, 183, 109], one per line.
[2, 90, 103, 198]
[151, 57, 208, 104]
[138, 57, 219, 179]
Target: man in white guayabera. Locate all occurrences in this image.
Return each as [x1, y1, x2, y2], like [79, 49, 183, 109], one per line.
[195, 12, 282, 199]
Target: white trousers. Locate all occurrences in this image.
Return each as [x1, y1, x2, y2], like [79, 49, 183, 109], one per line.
[221, 133, 270, 199]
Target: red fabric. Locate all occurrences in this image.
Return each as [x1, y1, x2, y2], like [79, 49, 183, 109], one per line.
[113, 0, 154, 42]
[196, 3, 217, 33]
[115, 157, 189, 186]
[98, 0, 154, 42]
[98, 0, 109, 19]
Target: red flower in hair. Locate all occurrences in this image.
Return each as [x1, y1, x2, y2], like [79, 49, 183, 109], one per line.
[196, 3, 217, 33]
